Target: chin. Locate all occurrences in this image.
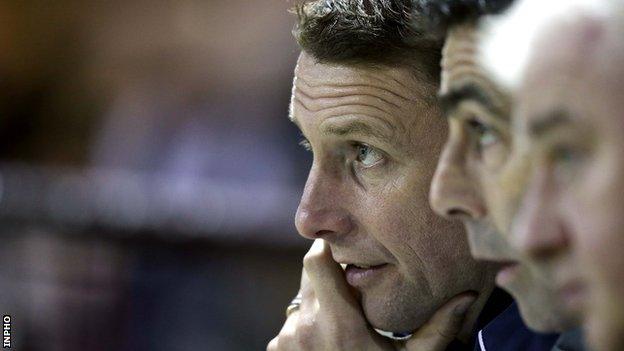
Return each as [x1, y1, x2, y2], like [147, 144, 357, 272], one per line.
[360, 288, 435, 333]
[511, 293, 560, 333]
[502, 278, 564, 332]
[516, 303, 561, 333]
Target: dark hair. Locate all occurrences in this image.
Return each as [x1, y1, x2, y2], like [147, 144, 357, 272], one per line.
[292, 0, 443, 83]
[416, 0, 515, 36]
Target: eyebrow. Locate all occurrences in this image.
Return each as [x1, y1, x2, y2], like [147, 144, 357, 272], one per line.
[528, 109, 573, 138]
[439, 83, 507, 121]
[320, 119, 404, 149]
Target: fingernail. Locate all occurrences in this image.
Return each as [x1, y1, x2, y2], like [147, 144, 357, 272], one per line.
[311, 239, 324, 252]
[453, 296, 477, 317]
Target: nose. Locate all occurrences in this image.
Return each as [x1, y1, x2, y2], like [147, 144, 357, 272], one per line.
[295, 164, 354, 240]
[510, 166, 569, 260]
[430, 139, 486, 220]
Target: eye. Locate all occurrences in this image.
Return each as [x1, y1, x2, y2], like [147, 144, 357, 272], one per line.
[467, 118, 500, 149]
[549, 143, 587, 172]
[550, 144, 582, 164]
[355, 143, 384, 167]
[545, 142, 589, 184]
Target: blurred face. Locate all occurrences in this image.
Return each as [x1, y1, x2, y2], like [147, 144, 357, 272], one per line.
[291, 52, 494, 332]
[511, 17, 624, 350]
[430, 24, 569, 332]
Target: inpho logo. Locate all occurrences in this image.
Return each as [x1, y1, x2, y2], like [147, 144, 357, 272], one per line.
[3, 315, 10, 349]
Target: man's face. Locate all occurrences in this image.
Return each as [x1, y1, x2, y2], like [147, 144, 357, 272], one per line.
[429, 24, 570, 332]
[510, 17, 624, 350]
[291, 53, 494, 332]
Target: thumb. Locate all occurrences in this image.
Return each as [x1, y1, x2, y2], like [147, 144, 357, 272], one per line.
[404, 292, 478, 351]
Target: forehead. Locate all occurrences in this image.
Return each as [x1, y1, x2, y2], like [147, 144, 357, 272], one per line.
[441, 24, 479, 92]
[291, 53, 440, 135]
[294, 53, 434, 102]
[441, 24, 507, 108]
[518, 16, 614, 125]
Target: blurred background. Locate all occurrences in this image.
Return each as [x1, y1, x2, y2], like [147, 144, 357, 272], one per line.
[0, 1, 310, 350]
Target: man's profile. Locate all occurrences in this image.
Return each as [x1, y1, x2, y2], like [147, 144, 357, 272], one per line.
[269, 1, 504, 350]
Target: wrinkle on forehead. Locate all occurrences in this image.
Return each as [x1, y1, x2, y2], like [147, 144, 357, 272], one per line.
[441, 27, 510, 120]
[297, 78, 404, 109]
[295, 71, 414, 108]
[442, 27, 479, 71]
[290, 53, 443, 156]
[296, 53, 437, 106]
[292, 78, 405, 135]
[443, 26, 482, 93]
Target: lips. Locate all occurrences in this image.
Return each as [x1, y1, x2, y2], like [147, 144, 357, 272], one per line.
[349, 263, 381, 269]
[344, 263, 389, 287]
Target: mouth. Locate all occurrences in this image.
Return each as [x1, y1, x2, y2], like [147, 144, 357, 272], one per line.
[494, 261, 521, 287]
[343, 263, 389, 288]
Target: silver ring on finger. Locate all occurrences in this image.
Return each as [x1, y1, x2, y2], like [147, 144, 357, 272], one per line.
[285, 293, 303, 318]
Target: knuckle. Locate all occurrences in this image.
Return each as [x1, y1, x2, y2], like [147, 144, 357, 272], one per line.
[295, 316, 317, 349]
[435, 323, 458, 341]
[266, 336, 278, 351]
[296, 330, 315, 350]
[276, 321, 299, 349]
[278, 331, 295, 349]
[299, 313, 317, 330]
[302, 250, 322, 272]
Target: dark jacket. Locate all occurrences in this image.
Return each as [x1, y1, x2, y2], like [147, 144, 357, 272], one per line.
[444, 288, 513, 350]
[551, 328, 586, 351]
[474, 302, 560, 351]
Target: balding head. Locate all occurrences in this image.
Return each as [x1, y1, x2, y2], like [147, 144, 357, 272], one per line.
[479, 0, 614, 92]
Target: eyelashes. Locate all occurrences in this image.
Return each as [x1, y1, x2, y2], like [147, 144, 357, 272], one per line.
[354, 142, 385, 168]
[466, 117, 502, 150]
[297, 138, 385, 169]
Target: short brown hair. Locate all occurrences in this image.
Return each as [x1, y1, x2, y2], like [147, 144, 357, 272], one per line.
[292, 0, 442, 83]
[417, 0, 515, 37]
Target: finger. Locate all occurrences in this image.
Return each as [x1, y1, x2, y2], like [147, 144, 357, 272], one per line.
[404, 292, 477, 351]
[300, 269, 314, 302]
[302, 239, 360, 316]
[274, 309, 300, 350]
[281, 308, 300, 333]
[299, 273, 318, 316]
[267, 336, 278, 351]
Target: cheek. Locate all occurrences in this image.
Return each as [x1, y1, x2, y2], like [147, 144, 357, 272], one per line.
[568, 156, 624, 292]
[486, 168, 521, 235]
[367, 185, 433, 246]
[365, 175, 463, 256]
[481, 143, 510, 171]
[359, 164, 475, 284]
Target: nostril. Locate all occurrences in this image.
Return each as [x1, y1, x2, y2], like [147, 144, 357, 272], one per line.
[447, 208, 470, 218]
